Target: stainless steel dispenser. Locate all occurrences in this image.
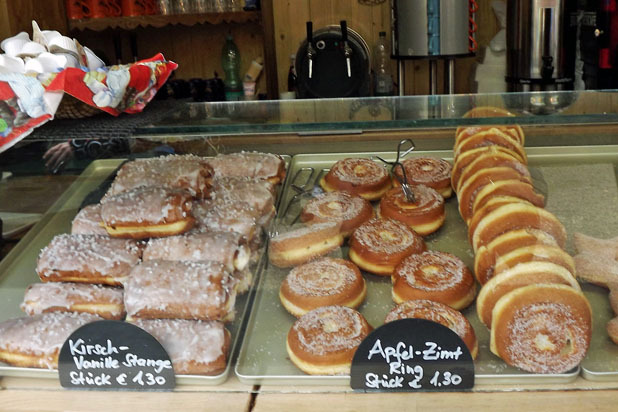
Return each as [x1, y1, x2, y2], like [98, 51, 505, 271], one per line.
[506, 0, 577, 92]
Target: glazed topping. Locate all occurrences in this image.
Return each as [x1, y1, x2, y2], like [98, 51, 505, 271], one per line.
[143, 231, 249, 272]
[108, 155, 213, 197]
[272, 221, 339, 242]
[37, 234, 141, 278]
[385, 299, 469, 338]
[353, 218, 422, 253]
[303, 191, 368, 222]
[211, 177, 275, 216]
[292, 306, 369, 355]
[124, 260, 236, 319]
[329, 158, 388, 185]
[285, 258, 360, 296]
[208, 152, 284, 180]
[0, 312, 101, 368]
[505, 302, 589, 373]
[191, 199, 258, 240]
[21, 283, 123, 313]
[397, 251, 469, 291]
[100, 186, 192, 226]
[397, 157, 451, 185]
[71, 204, 108, 236]
[131, 319, 227, 367]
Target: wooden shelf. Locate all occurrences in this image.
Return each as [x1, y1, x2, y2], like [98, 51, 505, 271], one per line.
[68, 11, 261, 31]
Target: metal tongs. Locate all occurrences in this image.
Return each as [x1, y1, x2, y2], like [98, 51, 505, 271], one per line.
[374, 139, 416, 203]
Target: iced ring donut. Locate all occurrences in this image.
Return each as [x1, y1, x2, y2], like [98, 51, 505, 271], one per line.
[279, 257, 366, 317]
[378, 185, 445, 236]
[349, 218, 426, 276]
[300, 191, 374, 237]
[320, 158, 391, 201]
[268, 222, 344, 268]
[385, 299, 478, 358]
[476, 261, 580, 328]
[286, 305, 372, 375]
[391, 251, 476, 310]
[490, 284, 592, 374]
[392, 157, 453, 198]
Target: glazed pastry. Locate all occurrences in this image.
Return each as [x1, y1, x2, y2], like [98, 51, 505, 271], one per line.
[470, 179, 545, 219]
[348, 218, 426, 276]
[451, 146, 527, 194]
[268, 222, 344, 268]
[0, 312, 102, 369]
[391, 250, 476, 310]
[470, 203, 566, 253]
[124, 260, 237, 322]
[21, 282, 125, 320]
[36, 234, 141, 286]
[457, 167, 533, 223]
[474, 228, 561, 284]
[385, 299, 478, 358]
[476, 261, 580, 328]
[379, 185, 445, 236]
[191, 198, 260, 248]
[211, 177, 276, 227]
[207, 151, 286, 184]
[286, 305, 372, 375]
[320, 158, 392, 201]
[100, 186, 195, 239]
[279, 257, 367, 317]
[453, 127, 527, 162]
[106, 154, 214, 198]
[300, 191, 374, 237]
[71, 204, 107, 236]
[573, 232, 618, 259]
[493, 244, 576, 278]
[573, 252, 618, 288]
[392, 157, 453, 198]
[490, 284, 592, 374]
[131, 318, 230, 375]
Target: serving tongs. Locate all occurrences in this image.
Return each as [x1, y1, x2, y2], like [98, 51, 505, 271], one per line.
[374, 139, 416, 203]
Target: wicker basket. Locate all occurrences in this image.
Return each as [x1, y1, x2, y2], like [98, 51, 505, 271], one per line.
[55, 94, 102, 119]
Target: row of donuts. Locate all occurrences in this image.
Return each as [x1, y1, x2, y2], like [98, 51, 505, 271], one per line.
[451, 110, 592, 374]
[0, 152, 286, 375]
[267, 156, 479, 375]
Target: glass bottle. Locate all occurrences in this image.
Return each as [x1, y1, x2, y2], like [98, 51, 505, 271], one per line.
[221, 32, 243, 100]
[374, 31, 393, 96]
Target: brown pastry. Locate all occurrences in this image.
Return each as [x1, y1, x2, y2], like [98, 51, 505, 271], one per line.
[320, 158, 392, 201]
[21, 282, 125, 320]
[467, 196, 534, 246]
[476, 261, 580, 328]
[279, 257, 366, 317]
[470, 179, 545, 219]
[573, 232, 618, 259]
[301, 191, 374, 237]
[0, 312, 102, 369]
[606, 317, 618, 345]
[348, 218, 426, 276]
[392, 157, 453, 198]
[493, 244, 576, 278]
[490, 284, 592, 374]
[124, 260, 237, 322]
[131, 318, 230, 375]
[455, 124, 524, 146]
[391, 250, 476, 310]
[385, 299, 478, 358]
[573, 252, 618, 288]
[453, 128, 527, 162]
[286, 305, 372, 375]
[268, 222, 344, 268]
[100, 186, 195, 239]
[379, 185, 445, 236]
[36, 234, 141, 286]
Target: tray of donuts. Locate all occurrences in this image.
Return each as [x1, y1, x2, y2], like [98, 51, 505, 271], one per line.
[235, 141, 618, 386]
[0, 151, 288, 385]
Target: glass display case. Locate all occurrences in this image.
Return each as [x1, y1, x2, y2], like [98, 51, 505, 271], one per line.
[0, 90, 617, 410]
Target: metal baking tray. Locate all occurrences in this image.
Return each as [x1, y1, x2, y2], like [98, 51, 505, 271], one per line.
[235, 146, 618, 386]
[0, 158, 279, 386]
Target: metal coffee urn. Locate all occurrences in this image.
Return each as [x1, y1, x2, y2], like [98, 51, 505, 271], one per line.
[506, 0, 577, 93]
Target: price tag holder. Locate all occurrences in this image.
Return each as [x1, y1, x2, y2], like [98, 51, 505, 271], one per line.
[58, 320, 175, 390]
[350, 319, 474, 391]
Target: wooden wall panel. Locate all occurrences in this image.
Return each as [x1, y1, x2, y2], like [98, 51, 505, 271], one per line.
[4, 0, 67, 35]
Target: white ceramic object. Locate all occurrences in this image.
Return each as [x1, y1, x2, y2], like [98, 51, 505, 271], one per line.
[24, 57, 45, 74]
[0, 32, 29, 53]
[53, 52, 78, 68]
[16, 41, 46, 58]
[35, 52, 68, 72]
[0, 54, 25, 74]
[83, 46, 105, 70]
[2, 38, 29, 57]
[47, 36, 78, 58]
[42, 30, 62, 45]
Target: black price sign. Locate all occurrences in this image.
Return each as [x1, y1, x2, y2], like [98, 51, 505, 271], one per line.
[350, 319, 474, 391]
[58, 320, 175, 390]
